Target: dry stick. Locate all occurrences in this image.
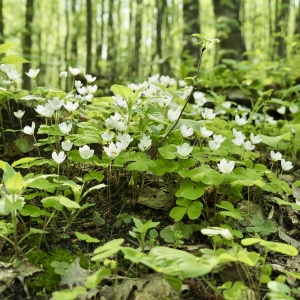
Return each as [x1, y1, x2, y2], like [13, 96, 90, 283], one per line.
[150, 46, 206, 160]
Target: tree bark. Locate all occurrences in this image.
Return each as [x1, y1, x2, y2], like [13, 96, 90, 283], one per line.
[182, 0, 200, 74]
[86, 0, 92, 73]
[132, 0, 142, 77]
[107, 0, 116, 75]
[22, 0, 35, 90]
[213, 0, 247, 61]
[274, 0, 290, 58]
[0, 0, 4, 44]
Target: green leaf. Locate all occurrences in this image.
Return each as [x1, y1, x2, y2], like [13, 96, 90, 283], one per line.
[169, 206, 187, 222]
[75, 232, 100, 243]
[267, 281, 291, 293]
[111, 84, 132, 99]
[12, 157, 39, 167]
[0, 42, 18, 53]
[1, 55, 29, 64]
[176, 180, 204, 200]
[158, 144, 177, 159]
[85, 268, 111, 289]
[259, 132, 291, 148]
[20, 204, 50, 217]
[187, 201, 203, 220]
[6, 172, 23, 194]
[260, 241, 298, 256]
[92, 238, 124, 261]
[0, 198, 25, 215]
[58, 196, 81, 209]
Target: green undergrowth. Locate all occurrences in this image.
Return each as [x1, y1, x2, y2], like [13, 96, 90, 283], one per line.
[0, 36, 300, 299]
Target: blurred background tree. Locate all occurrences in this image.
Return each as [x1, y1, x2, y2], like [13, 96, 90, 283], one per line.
[0, 0, 299, 89]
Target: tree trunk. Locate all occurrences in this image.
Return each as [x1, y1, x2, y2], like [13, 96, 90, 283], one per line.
[155, 0, 166, 74]
[107, 0, 115, 76]
[86, 0, 92, 73]
[213, 0, 247, 62]
[96, 0, 105, 73]
[274, 0, 290, 58]
[132, 0, 142, 77]
[22, 0, 35, 90]
[0, 0, 4, 44]
[295, 2, 300, 36]
[71, 0, 78, 65]
[182, 0, 200, 74]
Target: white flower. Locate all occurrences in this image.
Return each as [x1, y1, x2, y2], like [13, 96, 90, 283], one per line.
[281, 158, 293, 171]
[180, 125, 194, 138]
[6, 69, 21, 81]
[200, 126, 213, 138]
[52, 151, 66, 164]
[177, 143, 193, 157]
[208, 140, 221, 151]
[232, 136, 244, 146]
[201, 227, 233, 240]
[59, 71, 68, 78]
[113, 95, 127, 108]
[104, 142, 122, 158]
[23, 121, 35, 135]
[277, 106, 286, 115]
[138, 135, 152, 151]
[69, 67, 81, 76]
[48, 97, 63, 111]
[35, 104, 55, 117]
[250, 133, 262, 144]
[217, 158, 235, 174]
[59, 122, 72, 135]
[243, 141, 255, 151]
[270, 151, 282, 162]
[232, 128, 245, 139]
[25, 68, 40, 79]
[14, 110, 25, 119]
[289, 103, 299, 114]
[61, 140, 73, 151]
[235, 115, 248, 126]
[0, 63, 7, 72]
[178, 80, 187, 87]
[158, 96, 172, 107]
[116, 133, 133, 150]
[79, 145, 94, 159]
[193, 91, 207, 106]
[87, 85, 97, 94]
[77, 86, 87, 95]
[75, 80, 83, 88]
[148, 74, 160, 84]
[85, 73, 96, 83]
[213, 134, 226, 144]
[64, 101, 79, 112]
[85, 93, 94, 101]
[201, 108, 216, 120]
[102, 132, 114, 142]
[167, 108, 181, 122]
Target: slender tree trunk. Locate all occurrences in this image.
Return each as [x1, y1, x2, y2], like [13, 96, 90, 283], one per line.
[96, 0, 105, 73]
[295, 2, 300, 36]
[182, 0, 200, 74]
[22, 0, 35, 90]
[274, 0, 290, 58]
[107, 0, 115, 76]
[155, 0, 167, 75]
[213, 0, 247, 61]
[71, 0, 78, 65]
[86, 0, 92, 73]
[127, 0, 133, 78]
[64, 0, 70, 90]
[132, 0, 142, 78]
[0, 0, 4, 44]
